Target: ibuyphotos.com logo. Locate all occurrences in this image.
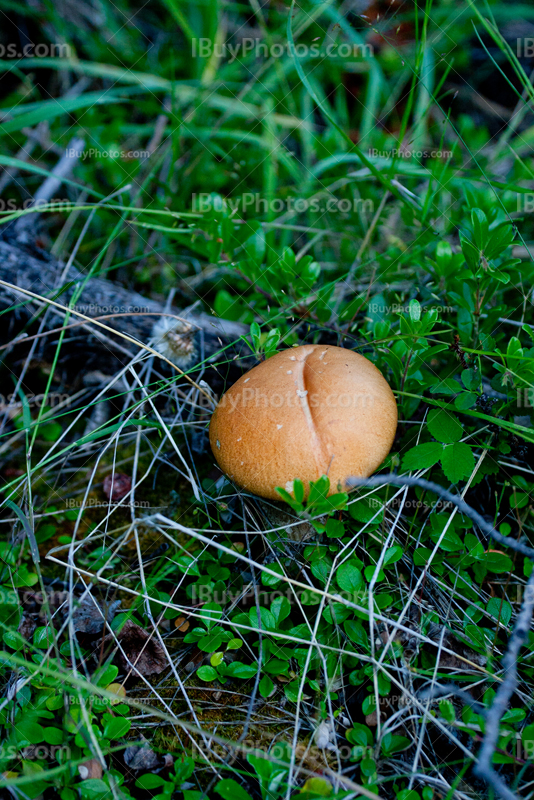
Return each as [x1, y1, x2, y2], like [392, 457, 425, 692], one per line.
[192, 38, 373, 62]
[192, 193, 374, 215]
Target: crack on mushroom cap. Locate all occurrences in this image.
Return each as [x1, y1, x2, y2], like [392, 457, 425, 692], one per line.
[292, 346, 330, 477]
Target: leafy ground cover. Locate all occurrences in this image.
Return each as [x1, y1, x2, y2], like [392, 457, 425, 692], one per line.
[1, 0, 534, 798]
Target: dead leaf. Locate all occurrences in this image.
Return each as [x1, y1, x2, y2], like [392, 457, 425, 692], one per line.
[103, 472, 132, 501]
[2, 468, 23, 478]
[124, 744, 163, 772]
[18, 615, 38, 641]
[71, 597, 120, 634]
[110, 620, 167, 676]
[105, 683, 127, 703]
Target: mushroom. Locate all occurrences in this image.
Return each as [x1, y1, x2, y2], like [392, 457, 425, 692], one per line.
[209, 344, 397, 500]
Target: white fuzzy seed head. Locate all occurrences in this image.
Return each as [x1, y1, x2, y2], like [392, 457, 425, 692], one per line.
[151, 317, 197, 367]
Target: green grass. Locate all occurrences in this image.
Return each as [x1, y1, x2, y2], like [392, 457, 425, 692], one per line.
[1, 0, 534, 798]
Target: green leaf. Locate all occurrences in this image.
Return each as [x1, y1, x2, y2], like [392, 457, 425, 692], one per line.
[461, 368, 480, 391]
[486, 598, 512, 627]
[440, 442, 475, 483]
[325, 518, 344, 538]
[402, 442, 443, 471]
[427, 408, 463, 443]
[485, 223, 515, 259]
[215, 779, 254, 800]
[35, 524, 56, 543]
[460, 234, 480, 272]
[343, 620, 368, 647]
[94, 664, 119, 687]
[364, 564, 384, 582]
[263, 658, 290, 676]
[42, 727, 63, 745]
[323, 602, 351, 624]
[463, 624, 491, 652]
[435, 240, 453, 273]
[210, 651, 224, 667]
[346, 723, 373, 747]
[430, 515, 464, 551]
[311, 560, 332, 585]
[261, 563, 284, 588]
[248, 606, 275, 632]
[522, 723, 534, 751]
[484, 552, 513, 574]
[259, 675, 275, 698]
[201, 603, 223, 629]
[397, 791, 420, 800]
[429, 379, 462, 395]
[247, 750, 278, 781]
[349, 497, 381, 523]
[502, 708, 525, 724]
[214, 289, 245, 322]
[46, 695, 65, 711]
[135, 774, 168, 789]
[307, 475, 331, 506]
[242, 221, 266, 263]
[336, 562, 364, 593]
[439, 699, 455, 722]
[175, 757, 195, 783]
[275, 485, 303, 513]
[454, 391, 477, 410]
[12, 565, 38, 588]
[0, 91, 137, 136]
[40, 421, 62, 441]
[250, 322, 261, 349]
[471, 208, 489, 250]
[197, 665, 218, 682]
[3, 631, 26, 650]
[264, 329, 281, 358]
[198, 630, 224, 653]
[103, 715, 131, 739]
[383, 545, 404, 566]
[184, 627, 208, 644]
[381, 733, 411, 756]
[224, 662, 257, 679]
[284, 680, 301, 703]
[270, 596, 291, 625]
[79, 779, 111, 800]
[14, 720, 44, 745]
[300, 777, 332, 796]
[174, 555, 201, 576]
[293, 478, 305, 505]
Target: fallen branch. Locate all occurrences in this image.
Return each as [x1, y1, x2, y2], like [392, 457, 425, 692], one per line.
[0, 236, 247, 362]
